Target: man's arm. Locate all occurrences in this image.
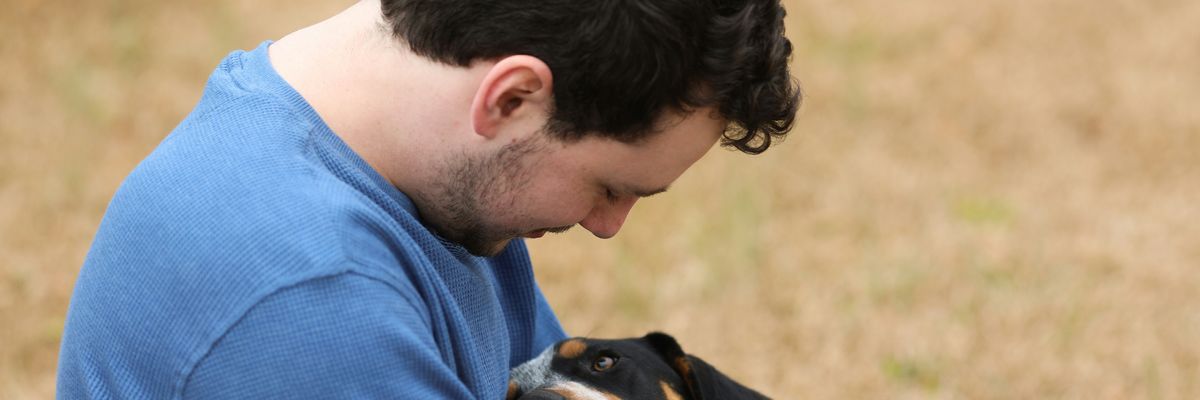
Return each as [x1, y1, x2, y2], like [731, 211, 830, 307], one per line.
[181, 272, 474, 399]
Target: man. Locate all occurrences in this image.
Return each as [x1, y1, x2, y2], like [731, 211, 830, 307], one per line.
[57, 0, 799, 398]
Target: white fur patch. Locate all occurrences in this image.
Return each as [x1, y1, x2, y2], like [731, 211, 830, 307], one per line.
[510, 346, 611, 399]
[510, 346, 562, 390]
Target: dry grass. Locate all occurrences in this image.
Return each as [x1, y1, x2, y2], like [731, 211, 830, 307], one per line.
[2, 0, 1198, 398]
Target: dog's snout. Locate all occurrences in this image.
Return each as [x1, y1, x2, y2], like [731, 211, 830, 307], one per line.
[516, 388, 567, 400]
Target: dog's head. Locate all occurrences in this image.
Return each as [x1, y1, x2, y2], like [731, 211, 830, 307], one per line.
[506, 332, 769, 400]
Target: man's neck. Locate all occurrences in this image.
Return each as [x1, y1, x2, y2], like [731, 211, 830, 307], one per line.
[267, 0, 483, 195]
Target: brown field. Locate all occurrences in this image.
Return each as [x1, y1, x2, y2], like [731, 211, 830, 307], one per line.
[2, 0, 1198, 398]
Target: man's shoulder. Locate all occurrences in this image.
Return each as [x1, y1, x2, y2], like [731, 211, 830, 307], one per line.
[178, 271, 456, 399]
[58, 267, 440, 399]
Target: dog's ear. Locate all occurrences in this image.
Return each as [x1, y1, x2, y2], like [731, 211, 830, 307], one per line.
[644, 332, 688, 366]
[643, 332, 771, 400]
[677, 355, 771, 399]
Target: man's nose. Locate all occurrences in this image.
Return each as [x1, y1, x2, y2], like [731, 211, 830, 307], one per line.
[579, 197, 637, 239]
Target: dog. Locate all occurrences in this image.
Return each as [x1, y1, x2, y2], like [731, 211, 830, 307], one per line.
[507, 332, 769, 399]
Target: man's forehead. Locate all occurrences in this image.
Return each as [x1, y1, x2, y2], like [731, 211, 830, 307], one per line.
[651, 106, 727, 135]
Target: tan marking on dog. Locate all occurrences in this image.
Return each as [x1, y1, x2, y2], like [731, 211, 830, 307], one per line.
[660, 380, 683, 400]
[506, 381, 519, 400]
[557, 339, 588, 358]
[673, 357, 696, 393]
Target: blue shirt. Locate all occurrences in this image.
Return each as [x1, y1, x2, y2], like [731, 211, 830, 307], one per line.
[57, 41, 566, 399]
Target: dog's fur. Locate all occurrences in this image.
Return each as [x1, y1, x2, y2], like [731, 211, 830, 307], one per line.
[507, 332, 769, 400]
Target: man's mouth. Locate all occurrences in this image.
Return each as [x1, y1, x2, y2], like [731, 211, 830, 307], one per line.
[521, 225, 573, 239]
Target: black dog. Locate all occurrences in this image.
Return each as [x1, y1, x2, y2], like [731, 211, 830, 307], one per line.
[507, 332, 769, 399]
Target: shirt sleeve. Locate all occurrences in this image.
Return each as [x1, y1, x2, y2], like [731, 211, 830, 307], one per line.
[531, 285, 568, 353]
[181, 272, 475, 399]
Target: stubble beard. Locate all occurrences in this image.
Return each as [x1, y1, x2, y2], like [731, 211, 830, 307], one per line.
[422, 135, 545, 257]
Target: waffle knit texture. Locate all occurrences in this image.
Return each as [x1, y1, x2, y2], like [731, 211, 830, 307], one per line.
[57, 41, 567, 399]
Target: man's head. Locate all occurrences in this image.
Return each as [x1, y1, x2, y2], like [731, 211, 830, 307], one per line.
[373, 0, 800, 255]
[381, 0, 800, 153]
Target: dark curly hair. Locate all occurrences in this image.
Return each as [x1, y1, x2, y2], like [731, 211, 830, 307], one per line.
[381, 0, 800, 154]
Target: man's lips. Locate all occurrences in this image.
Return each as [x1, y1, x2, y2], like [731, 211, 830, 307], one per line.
[521, 225, 573, 239]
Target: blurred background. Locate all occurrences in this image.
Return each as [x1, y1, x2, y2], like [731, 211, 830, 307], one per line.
[2, 0, 1198, 398]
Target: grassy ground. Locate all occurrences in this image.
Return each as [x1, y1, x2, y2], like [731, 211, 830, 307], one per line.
[2, 0, 1198, 398]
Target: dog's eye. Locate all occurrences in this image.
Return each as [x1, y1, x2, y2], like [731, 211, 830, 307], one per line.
[592, 355, 617, 371]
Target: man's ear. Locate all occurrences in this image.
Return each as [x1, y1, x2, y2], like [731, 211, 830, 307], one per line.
[470, 55, 554, 139]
